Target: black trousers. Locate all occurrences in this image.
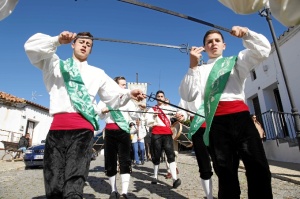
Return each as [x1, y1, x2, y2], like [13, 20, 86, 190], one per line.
[104, 129, 131, 176]
[151, 134, 175, 165]
[192, 127, 213, 180]
[208, 111, 272, 199]
[44, 129, 94, 199]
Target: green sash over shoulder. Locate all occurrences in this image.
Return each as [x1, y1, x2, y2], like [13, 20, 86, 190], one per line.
[107, 106, 130, 133]
[60, 58, 99, 130]
[187, 56, 237, 146]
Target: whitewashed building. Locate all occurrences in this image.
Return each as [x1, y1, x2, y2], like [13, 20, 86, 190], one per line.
[0, 91, 52, 149]
[245, 25, 300, 163]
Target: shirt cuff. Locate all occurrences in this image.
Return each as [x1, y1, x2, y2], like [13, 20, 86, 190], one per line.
[187, 67, 198, 76]
[53, 36, 61, 47]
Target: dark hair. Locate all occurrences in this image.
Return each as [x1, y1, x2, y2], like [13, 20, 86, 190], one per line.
[114, 76, 126, 84]
[203, 29, 224, 46]
[170, 117, 177, 125]
[155, 90, 165, 97]
[74, 32, 93, 46]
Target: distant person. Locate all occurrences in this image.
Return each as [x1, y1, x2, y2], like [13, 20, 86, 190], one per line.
[164, 98, 180, 179]
[18, 133, 31, 153]
[24, 31, 145, 199]
[98, 76, 144, 199]
[131, 118, 147, 165]
[145, 90, 181, 189]
[252, 115, 266, 141]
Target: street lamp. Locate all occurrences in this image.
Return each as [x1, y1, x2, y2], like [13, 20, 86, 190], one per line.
[259, 6, 300, 150]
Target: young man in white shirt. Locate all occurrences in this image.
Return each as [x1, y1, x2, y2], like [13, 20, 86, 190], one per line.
[145, 90, 181, 189]
[130, 118, 147, 165]
[180, 26, 273, 198]
[98, 76, 145, 199]
[24, 31, 145, 199]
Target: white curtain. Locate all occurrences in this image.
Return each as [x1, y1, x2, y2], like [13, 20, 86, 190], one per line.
[218, 0, 300, 26]
[269, 0, 300, 26]
[0, 0, 19, 21]
[218, 0, 267, 14]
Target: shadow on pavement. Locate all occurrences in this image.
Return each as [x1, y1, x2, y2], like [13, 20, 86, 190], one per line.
[130, 164, 188, 199]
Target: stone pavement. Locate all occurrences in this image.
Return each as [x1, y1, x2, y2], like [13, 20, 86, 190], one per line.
[0, 151, 300, 198]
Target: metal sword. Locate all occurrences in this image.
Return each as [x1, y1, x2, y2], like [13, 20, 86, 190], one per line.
[118, 0, 231, 33]
[146, 105, 177, 113]
[146, 93, 205, 118]
[76, 36, 190, 53]
[109, 110, 175, 116]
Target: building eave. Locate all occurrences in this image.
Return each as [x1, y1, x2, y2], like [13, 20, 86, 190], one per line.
[0, 91, 49, 111]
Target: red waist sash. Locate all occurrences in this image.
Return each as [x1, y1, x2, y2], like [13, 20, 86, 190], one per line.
[105, 123, 121, 130]
[50, 113, 94, 131]
[215, 100, 249, 115]
[152, 126, 172, 135]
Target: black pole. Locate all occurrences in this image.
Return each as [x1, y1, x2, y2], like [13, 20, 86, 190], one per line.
[119, 0, 231, 33]
[146, 94, 205, 118]
[260, 8, 300, 150]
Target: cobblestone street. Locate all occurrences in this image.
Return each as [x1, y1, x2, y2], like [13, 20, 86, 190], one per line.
[0, 151, 299, 199]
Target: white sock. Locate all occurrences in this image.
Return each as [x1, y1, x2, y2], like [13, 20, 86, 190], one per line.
[201, 178, 213, 199]
[108, 175, 117, 193]
[121, 173, 130, 194]
[169, 162, 177, 181]
[153, 165, 159, 179]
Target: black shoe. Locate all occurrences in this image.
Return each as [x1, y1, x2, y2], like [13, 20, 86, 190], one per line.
[173, 178, 181, 189]
[109, 191, 120, 199]
[120, 193, 129, 199]
[141, 161, 145, 165]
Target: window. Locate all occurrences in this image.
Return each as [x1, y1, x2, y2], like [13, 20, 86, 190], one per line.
[251, 69, 257, 80]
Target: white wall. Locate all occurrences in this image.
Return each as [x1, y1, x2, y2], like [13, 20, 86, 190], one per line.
[23, 106, 53, 145]
[245, 25, 300, 114]
[0, 103, 52, 148]
[278, 28, 300, 112]
[245, 26, 300, 163]
[263, 141, 300, 164]
[0, 105, 24, 144]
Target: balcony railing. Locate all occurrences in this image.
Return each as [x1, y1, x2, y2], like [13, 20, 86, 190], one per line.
[260, 110, 298, 144]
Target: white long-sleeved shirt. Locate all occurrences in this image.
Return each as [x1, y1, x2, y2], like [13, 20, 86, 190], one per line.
[145, 104, 177, 127]
[97, 99, 140, 124]
[177, 98, 210, 130]
[177, 98, 202, 121]
[179, 29, 271, 103]
[24, 33, 131, 115]
[130, 119, 147, 143]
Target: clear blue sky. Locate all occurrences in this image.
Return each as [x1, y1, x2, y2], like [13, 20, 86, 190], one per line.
[1, 0, 287, 110]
